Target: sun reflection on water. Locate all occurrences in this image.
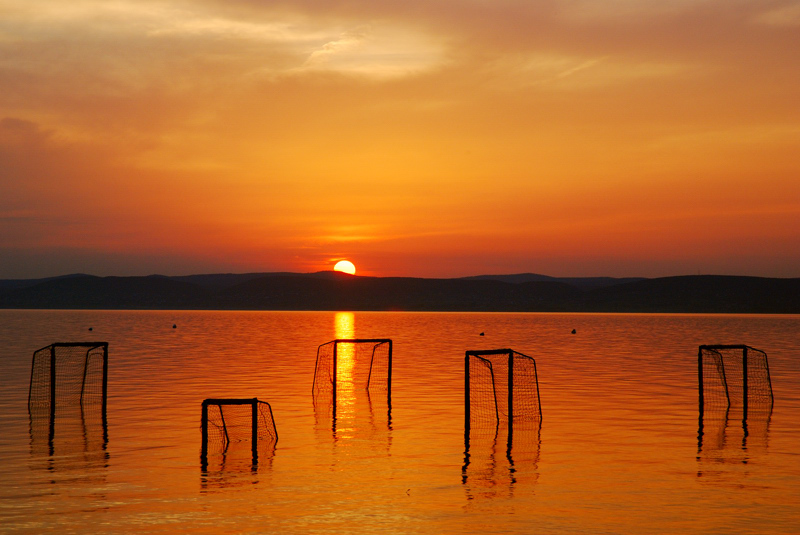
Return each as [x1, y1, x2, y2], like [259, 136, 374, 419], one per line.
[334, 312, 356, 439]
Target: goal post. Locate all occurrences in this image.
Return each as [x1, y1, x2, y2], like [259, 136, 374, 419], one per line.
[312, 338, 392, 407]
[465, 349, 542, 438]
[698, 344, 773, 417]
[28, 342, 108, 419]
[201, 398, 278, 466]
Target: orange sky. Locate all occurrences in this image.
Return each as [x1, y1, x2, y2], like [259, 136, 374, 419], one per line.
[1, 0, 799, 279]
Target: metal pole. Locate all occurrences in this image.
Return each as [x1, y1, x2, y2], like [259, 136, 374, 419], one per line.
[464, 352, 470, 437]
[28, 349, 37, 409]
[251, 399, 258, 464]
[488, 362, 499, 424]
[332, 342, 338, 424]
[533, 358, 543, 421]
[49, 345, 56, 422]
[463, 352, 471, 486]
[742, 346, 749, 421]
[387, 340, 393, 409]
[367, 343, 375, 390]
[698, 346, 704, 417]
[266, 401, 279, 443]
[101, 344, 108, 419]
[219, 405, 229, 444]
[80, 347, 90, 407]
[200, 401, 208, 466]
[507, 351, 514, 447]
[763, 348, 774, 408]
[48, 345, 56, 451]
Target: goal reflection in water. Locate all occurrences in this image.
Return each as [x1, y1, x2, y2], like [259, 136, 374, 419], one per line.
[696, 345, 773, 486]
[312, 313, 392, 456]
[462, 350, 541, 503]
[462, 420, 541, 504]
[29, 401, 110, 482]
[28, 343, 110, 483]
[697, 406, 772, 483]
[200, 398, 278, 492]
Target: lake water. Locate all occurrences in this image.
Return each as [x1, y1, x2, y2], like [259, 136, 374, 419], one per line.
[0, 310, 798, 533]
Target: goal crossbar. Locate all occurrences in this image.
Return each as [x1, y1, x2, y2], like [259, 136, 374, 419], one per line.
[201, 397, 278, 465]
[28, 342, 108, 416]
[312, 338, 392, 405]
[465, 348, 542, 435]
[698, 344, 773, 418]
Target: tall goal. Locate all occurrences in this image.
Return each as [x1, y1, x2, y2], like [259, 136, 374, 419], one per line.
[28, 342, 108, 419]
[698, 345, 773, 416]
[201, 398, 278, 465]
[312, 339, 392, 407]
[465, 349, 542, 437]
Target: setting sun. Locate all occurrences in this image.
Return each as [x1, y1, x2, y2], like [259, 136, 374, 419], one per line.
[333, 260, 356, 275]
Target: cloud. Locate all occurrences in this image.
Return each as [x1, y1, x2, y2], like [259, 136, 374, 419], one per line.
[0, 117, 51, 145]
[303, 26, 371, 67]
[755, 3, 800, 26]
[287, 24, 445, 79]
[482, 53, 692, 91]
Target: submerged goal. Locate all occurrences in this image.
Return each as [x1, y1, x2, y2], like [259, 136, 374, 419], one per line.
[312, 339, 392, 406]
[465, 349, 542, 435]
[698, 345, 773, 416]
[201, 398, 278, 464]
[28, 342, 108, 418]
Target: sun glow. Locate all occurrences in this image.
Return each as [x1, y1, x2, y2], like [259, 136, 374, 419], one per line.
[333, 260, 356, 275]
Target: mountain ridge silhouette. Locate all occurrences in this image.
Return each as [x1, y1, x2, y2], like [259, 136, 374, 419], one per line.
[1, 272, 797, 313]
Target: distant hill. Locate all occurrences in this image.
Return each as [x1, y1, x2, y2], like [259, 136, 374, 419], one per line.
[459, 273, 646, 289]
[0, 272, 797, 313]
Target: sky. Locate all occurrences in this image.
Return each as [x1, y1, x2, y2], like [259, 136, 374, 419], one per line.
[1, 0, 799, 279]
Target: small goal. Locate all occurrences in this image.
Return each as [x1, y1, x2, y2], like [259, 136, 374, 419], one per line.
[312, 338, 392, 406]
[201, 398, 278, 464]
[698, 345, 773, 416]
[28, 342, 108, 418]
[465, 349, 542, 436]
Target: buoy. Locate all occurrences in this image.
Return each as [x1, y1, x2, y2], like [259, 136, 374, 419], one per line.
[479, 332, 485, 336]
[88, 327, 93, 331]
[173, 324, 177, 329]
[571, 329, 576, 334]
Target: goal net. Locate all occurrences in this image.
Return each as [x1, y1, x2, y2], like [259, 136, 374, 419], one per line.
[463, 349, 541, 500]
[699, 345, 773, 415]
[28, 342, 108, 419]
[466, 349, 542, 433]
[201, 398, 278, 466]
[312, 338, 392, 406]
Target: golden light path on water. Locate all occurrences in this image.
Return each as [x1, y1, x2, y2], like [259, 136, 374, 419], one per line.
[334, 312, 357, 440]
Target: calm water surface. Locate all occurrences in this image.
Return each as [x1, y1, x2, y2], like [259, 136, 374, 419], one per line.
[0, 310, 798, 533]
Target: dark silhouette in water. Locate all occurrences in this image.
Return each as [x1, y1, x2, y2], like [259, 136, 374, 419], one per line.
[697, 345, 774, 483]
[28, 343, 110, 477]
[463, 349, 542, 501]
[312, 339, 393, 430]
[200, 398, 277, 473]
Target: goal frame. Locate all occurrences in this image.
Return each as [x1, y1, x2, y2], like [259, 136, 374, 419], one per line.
[312, 338, 393, 408]
[200, 398, 278, 465]
[698, 344, 773, 418]
[465, 348, 542, 438]
[28, 342, 109, 418]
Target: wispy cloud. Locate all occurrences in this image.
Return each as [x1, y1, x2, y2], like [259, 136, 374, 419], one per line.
[755, 3, 800, 26]
[303, 26, 372, 68]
